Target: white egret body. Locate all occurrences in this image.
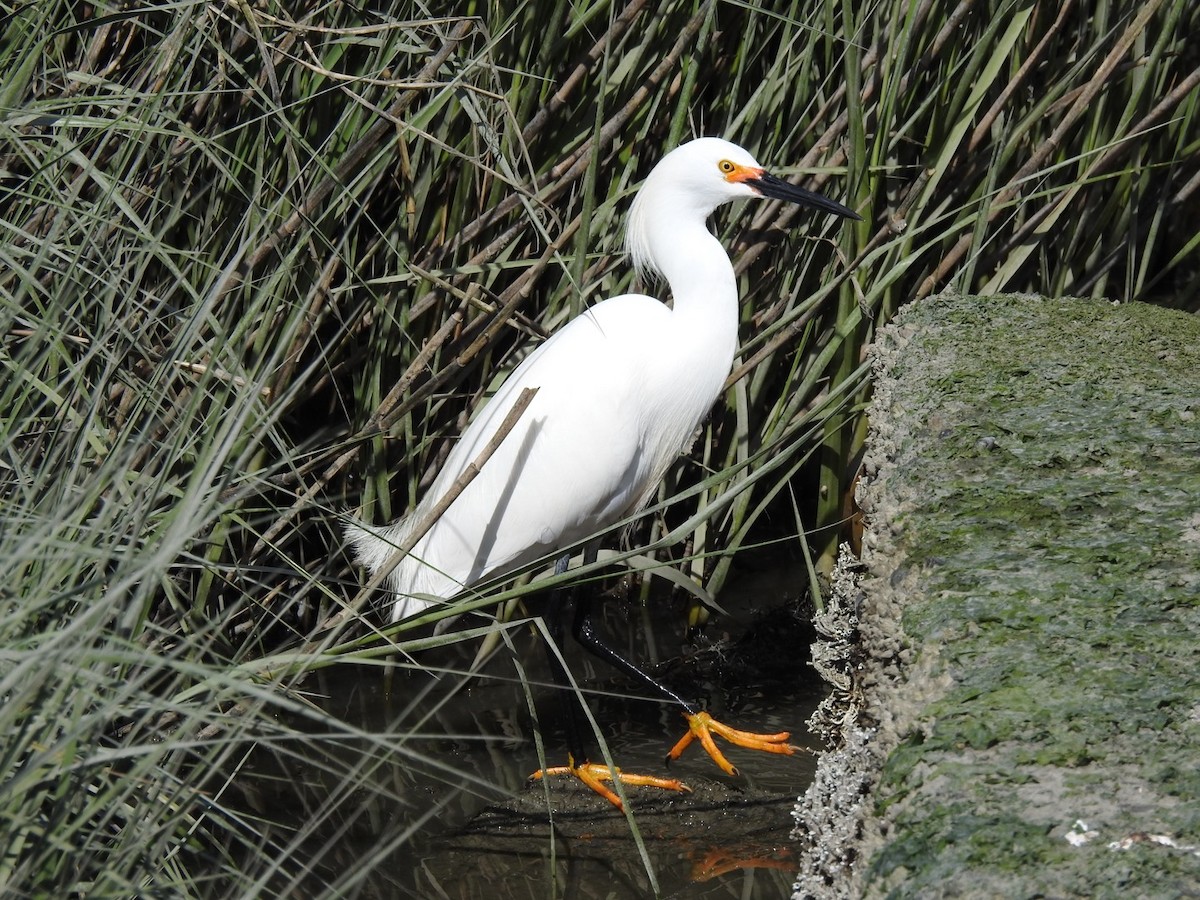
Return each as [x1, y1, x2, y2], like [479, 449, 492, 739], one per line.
[349, 138, 855, 619]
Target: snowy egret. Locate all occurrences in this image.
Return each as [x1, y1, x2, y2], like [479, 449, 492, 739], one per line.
[349, 136, 859, 809]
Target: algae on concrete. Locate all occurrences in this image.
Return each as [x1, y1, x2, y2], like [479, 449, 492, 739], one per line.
[793, 293, 1200, 899]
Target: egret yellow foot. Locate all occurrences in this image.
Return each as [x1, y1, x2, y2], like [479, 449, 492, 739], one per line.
[667, 711, 795, 775]
[530, 758, 691, 811]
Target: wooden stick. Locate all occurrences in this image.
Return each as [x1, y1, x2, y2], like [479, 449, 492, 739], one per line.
[306, 384, 539, 645]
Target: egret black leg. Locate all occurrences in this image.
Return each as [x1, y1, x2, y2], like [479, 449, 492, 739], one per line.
[543, 551, 591, 765]
[543, 546, 697, 755]
[569, 544, 698, 717]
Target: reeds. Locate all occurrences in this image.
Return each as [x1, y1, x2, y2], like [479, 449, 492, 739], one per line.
[2, 0, 1196, 893]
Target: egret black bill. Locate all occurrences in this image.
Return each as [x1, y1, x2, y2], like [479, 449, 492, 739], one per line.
[746, 171, 861, 220]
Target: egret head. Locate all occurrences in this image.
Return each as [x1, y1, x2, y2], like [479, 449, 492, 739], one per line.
[625, 137, 858, 281]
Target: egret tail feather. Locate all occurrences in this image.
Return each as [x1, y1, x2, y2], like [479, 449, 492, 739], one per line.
[345, 518, 446, 620]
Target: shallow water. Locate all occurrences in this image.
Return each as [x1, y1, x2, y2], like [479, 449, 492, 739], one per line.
[232, 561, 822, 898]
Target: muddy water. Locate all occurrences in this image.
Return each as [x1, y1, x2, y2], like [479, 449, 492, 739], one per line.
[235, 560, 823, 898]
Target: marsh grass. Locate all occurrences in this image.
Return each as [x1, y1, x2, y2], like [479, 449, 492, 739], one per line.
[1, 0, 1196, 894]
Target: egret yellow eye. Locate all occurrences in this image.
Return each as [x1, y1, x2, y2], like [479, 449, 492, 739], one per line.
[718, 160, 737, 174]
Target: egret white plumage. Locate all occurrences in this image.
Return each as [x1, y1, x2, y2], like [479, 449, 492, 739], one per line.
[348, 136, 859, 809]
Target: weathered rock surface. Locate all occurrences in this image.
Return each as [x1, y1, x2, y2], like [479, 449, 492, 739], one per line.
[794, 293, 1200, 898]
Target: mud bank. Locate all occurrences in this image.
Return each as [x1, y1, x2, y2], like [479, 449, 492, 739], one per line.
[793, 293, 1200, 898]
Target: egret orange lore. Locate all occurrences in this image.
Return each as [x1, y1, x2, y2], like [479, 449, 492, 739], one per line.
[348, 137, 859, 810]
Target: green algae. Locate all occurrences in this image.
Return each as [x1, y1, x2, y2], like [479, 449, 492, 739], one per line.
[860, 295, 1200, 897]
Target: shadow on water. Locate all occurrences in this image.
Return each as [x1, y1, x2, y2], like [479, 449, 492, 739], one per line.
[228, 557, 824, 898]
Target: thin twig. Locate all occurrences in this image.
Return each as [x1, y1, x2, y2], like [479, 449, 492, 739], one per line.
[305, 384, 539, 645]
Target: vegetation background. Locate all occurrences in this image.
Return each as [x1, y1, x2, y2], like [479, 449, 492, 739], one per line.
[2, 0, 1196, 895]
